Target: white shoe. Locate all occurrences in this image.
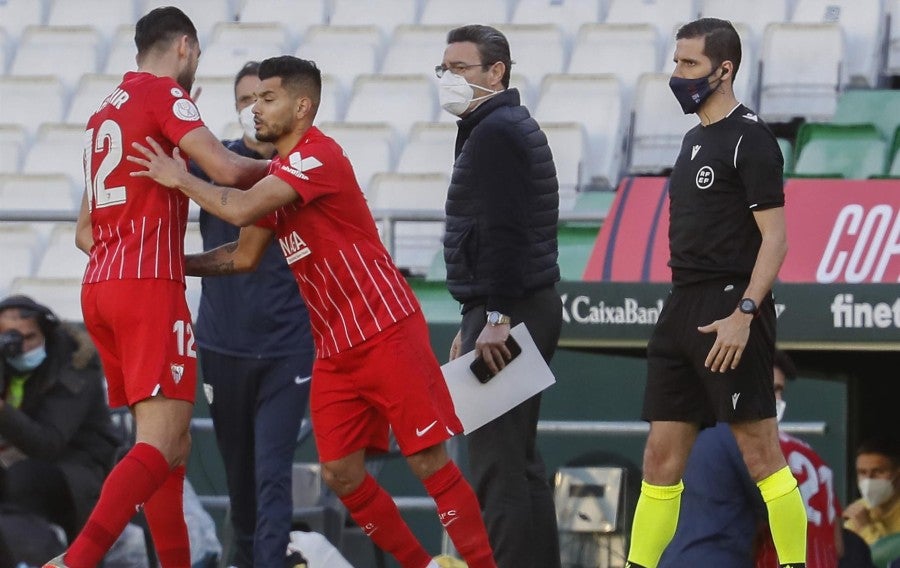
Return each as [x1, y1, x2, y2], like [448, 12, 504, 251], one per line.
[42, 553, 68, 568]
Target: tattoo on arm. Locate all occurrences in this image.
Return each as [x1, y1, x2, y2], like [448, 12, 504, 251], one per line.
[185, 242, 240, 276]
[220, 187, 233, 206]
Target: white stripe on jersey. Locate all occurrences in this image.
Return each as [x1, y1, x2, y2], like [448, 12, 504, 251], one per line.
[116, 226, 125, 279]
[340, 249, 382, 333]
[314, 263, 353, 347]
[138, 217, 146, 278]
[324, 258, 365, 342]
[733, 134, 743, 169]
[155, 217, 162, 279]
[387, 254, 415, 313]
[300, 273, 340, 356]
[373, 254, 409, 318]
[355, 244, 397, 324]
[106, 224, 123, 281]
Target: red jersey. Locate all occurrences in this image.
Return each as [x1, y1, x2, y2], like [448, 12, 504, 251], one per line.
[756, 431, 841, 568]
[257, 127, 418, 358]
[82, 72, 205, 284]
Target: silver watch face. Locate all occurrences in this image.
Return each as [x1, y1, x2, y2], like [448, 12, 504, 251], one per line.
[740, 299, 757, 314]
[487, 311, 499, 324]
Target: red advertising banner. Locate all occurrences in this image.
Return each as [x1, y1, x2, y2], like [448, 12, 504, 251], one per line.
[584, 177, 900, 284]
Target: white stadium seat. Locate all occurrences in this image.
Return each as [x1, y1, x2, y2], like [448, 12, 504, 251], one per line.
[382, 25, 454, 76]
[628, 72, 700, 175]
[344, 75, 438, 136]
[0, 174, 77, 212]
[192, 75, 238, 139]
[10, 26, 102, 89]
[9, 277, 85, 323]
[0, 125, 26, 175]
[35, 224, 88, 279]
[569, 24, 659, 96]
[792, 0, 886, 87]
[317, 122, 396, 192]
[330, 0, 417, 35]
[605, 0, 699, 58]
[209, 21, 290, 52]
[140, 0, 236, 43]
[395, 121, 456, 176]
[22, 123, 88, 195]
[66, 74, 122, 126]
[511, 0, 602, 37]
[198, 41, 285, 76]
[104, 25, 138, 75]
[238, 0, 327, 35]
[890, 0, 900, 75]
[47, 0, 136, 40]
[533, 74, 623, 189]
[758, 22, 844, 122]
[495, 24, 566, 95]
[366, 172, 448, 274]
[419, 0, 510, 26]
[700, 0, 790, 46]
[0, 0, 45, 40]
[0, 76, 67, 135]
[296, 28, 380, 91]
[0, 224, 43, 296]
[540, 122, 588, 193]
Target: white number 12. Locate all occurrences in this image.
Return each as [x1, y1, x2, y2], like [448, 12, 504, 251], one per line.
[83, 119, 126, 210]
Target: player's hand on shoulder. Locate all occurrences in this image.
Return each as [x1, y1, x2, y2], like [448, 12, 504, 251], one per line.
[128, 136, 188, 189]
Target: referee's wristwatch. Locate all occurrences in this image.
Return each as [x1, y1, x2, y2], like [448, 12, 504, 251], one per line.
[738, 298, 759, 316]
[486, 311, 511, 326]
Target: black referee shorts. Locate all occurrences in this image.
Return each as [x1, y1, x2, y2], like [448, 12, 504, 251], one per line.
[642, 278, 777, 425]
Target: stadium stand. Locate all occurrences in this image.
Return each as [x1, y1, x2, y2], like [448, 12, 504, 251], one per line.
[8, 277, 85, 322]
[494, 24, 565, 98]
[140, 0, 236, 43]
[628, 72, 699, 175]
[0, 223, 42, 296]
[104, 25, 139, 75]
[344, 74, 437, 134]
[66, 74, 122, 126]
[533, 73, 623, 189]
[237, 0, 328, 35]
[381, 24, 454, 76]
[511, 0, 602, 38]
[568, 23, 659, 98]
[329, 0, 418, 35]
[46, 0, 136, 40]
[317, 121, 396, 192]
[540, 121, 589, 195]
[792, 123, 888, 179]
[0, 174, 76, 212]
[34, 223, 87, 279]
[22, 123, 88, 197]
[419, 0, 510, 27]
[605, 0, 698, 62]
[0, 0, 45, 41]
[395, 121, 456, 177]
[0, 125, 26, 175]
[0, 75, 67, 135]
[296, 25, 382, 92]
[700, 0, 791, 47]
[758, 22, 844, 122]
[831, 89, 900, 140]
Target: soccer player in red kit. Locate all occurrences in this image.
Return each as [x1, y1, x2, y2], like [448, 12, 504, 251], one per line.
[46, 7, 268, 568]
[130, 55, 496, 568]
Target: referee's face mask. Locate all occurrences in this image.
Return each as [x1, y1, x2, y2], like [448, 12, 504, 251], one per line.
[669, 65, 727, 114]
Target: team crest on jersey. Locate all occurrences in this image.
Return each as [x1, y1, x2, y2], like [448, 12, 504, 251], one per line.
[170, 363, 185, 384]
[695, 165, 714, 189]
[170, 87, 184, 98]
[172, 99, 200, 121]
[279, 231, 312, 264]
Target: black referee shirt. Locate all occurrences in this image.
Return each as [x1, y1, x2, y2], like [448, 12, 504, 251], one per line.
[667, 104, 784, 285]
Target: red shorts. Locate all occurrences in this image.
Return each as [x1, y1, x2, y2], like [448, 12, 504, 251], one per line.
[82, 279, 197, 408]
[311, 311, 462, 462]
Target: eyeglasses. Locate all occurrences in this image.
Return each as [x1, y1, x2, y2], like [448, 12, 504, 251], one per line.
[434, 62, 484, 78]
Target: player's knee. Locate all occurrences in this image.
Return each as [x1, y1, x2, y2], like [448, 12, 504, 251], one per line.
[406, 444, 449, 480]
[321, 461, 365, 497]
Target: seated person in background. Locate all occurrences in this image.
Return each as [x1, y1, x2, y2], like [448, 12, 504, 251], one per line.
[844, 438, 900, 545]
[0, 295, 120, 542]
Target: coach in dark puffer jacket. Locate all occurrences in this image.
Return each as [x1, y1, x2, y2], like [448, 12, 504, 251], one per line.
[0, 295, 120, 542]
[439, 24, 562, 568]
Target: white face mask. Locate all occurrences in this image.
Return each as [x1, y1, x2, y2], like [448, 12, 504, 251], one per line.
[858, 477, 895, 508]
[238, 105, 257, 141]
[775, 399, 786, 423]
[438, 72, 501, 116]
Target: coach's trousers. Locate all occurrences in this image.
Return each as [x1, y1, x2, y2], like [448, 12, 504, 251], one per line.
[459, 286, 563, 568]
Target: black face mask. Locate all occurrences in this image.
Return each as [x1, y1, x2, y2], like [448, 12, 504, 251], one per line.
[669, 66, 726, 114]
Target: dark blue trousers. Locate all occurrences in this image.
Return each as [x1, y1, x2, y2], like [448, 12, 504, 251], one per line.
[200, 350, 311, 568]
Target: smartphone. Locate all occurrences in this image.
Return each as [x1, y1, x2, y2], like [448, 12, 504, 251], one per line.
[469, 335, 523, 384]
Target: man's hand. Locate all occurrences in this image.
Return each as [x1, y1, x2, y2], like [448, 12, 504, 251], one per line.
[127, 137, 188, 189]
[475, 323, 512, 376]
[843, 500, 872, 529]
[449, 329, 462, 361]
[698, 309, 753, 372]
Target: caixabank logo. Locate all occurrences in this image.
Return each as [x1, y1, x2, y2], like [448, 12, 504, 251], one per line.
[560, 293, 664, 325]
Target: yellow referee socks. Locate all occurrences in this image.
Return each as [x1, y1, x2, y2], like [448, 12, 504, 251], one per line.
[758, 466, 807, 566]
[625, 480, 684, 568]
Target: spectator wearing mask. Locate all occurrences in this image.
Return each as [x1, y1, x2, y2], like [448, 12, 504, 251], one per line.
[844, 438, 900, 545]
[0, 295, 120, 542]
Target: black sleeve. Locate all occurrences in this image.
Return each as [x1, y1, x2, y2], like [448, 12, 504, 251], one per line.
[736, 124, 785, 211]
[470, 122, 529, 313]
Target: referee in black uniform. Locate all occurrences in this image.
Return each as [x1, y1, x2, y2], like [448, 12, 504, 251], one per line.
[624, 19, 807, 568]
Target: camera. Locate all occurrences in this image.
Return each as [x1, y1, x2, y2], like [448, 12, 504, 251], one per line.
[0, 329, 24, 358]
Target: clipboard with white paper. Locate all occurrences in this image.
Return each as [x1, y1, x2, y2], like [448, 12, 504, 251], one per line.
[440, 323, 556, 434]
